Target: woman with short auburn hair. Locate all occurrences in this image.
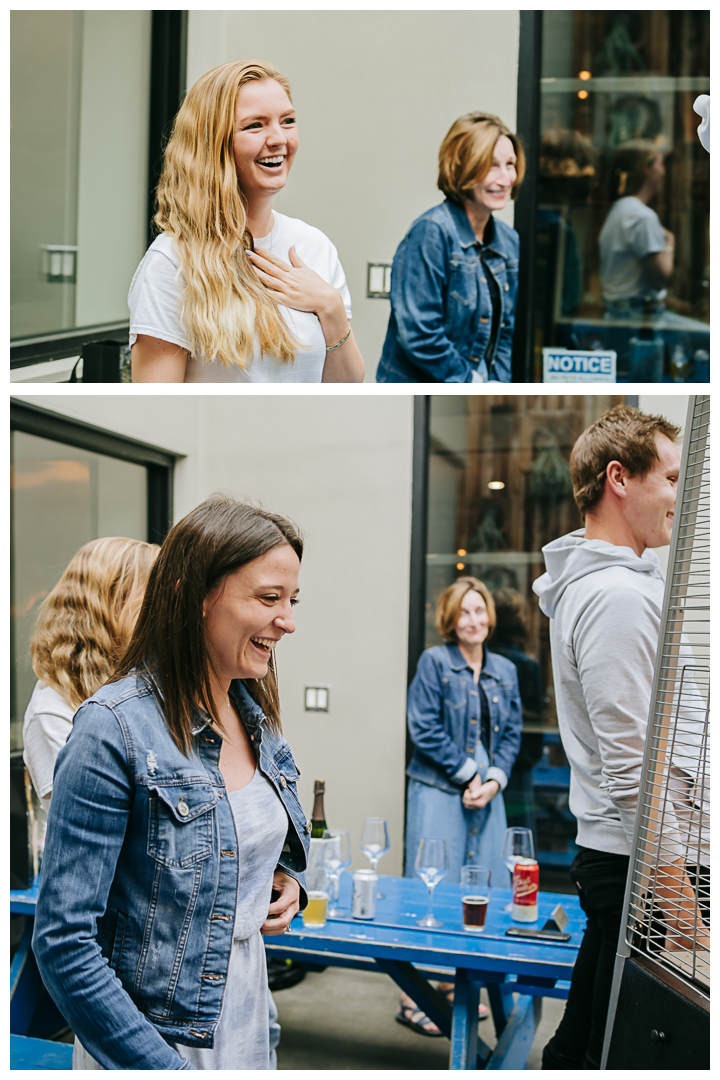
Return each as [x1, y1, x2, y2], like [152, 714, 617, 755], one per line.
[396, 575, 522, 1035]
[32, 496, 310, 1069]
[130, 59, 364, 383]
[377, 112, 525, 383]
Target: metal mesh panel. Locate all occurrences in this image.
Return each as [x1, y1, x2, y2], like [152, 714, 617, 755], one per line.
[624, 396, 710, 997]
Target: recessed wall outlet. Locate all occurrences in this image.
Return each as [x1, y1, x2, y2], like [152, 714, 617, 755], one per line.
[367, 263, 392, 298]
[304, 686, 329, 712]
[40, 244, 78, 284]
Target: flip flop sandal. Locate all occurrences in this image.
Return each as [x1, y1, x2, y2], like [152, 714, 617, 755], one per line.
[439, 985, 490, 1020]
[395, 1001, 443, 1037]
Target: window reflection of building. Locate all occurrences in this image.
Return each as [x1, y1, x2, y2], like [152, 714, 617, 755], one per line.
[536, 10, 710, 383]
[425, 395, 626, 867]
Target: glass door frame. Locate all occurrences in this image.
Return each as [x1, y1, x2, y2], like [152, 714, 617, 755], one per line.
[10, 11, 188, 370]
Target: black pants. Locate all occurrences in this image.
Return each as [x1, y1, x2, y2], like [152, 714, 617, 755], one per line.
[541, 847, 630, 1070]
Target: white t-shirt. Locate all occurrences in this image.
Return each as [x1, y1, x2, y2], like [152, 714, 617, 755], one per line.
[23, 681, 75, 799]
[598, 196, 667, 302]
[128, 211, 352, 383]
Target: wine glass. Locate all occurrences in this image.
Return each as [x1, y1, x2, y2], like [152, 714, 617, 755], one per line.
[414, 837, 449, 928]
[501, 827, 535, 912]
[322, 829, 352, 917]
[359, 817, 390, 898]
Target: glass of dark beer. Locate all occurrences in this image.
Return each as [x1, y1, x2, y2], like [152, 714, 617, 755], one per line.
[460, 866, 492, 932]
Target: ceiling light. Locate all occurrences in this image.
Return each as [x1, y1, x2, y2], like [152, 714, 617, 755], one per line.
[578, 90, 589, 100]
[488, 481, 505, 490]
[457, 548, 467, 557]
[579, 70, 591, 81]
[456, 563, 465, 571]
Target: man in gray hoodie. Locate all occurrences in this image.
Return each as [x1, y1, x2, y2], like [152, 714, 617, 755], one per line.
[533, 404, 699, 1069]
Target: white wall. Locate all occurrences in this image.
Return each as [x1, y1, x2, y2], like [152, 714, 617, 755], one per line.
[186, 10, 521, 380]
[15, 393, 416, 874]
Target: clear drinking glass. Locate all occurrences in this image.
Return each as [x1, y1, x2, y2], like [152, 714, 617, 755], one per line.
[414, 837, 449, 928]
[302, 865, 330, 928]
[501, 827, 535, 912]
[460, 866, 492, 932]
[359, 817, 390, 898]
[322, 829, 352, 917]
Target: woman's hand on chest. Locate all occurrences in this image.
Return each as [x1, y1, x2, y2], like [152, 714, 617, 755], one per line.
[247, 245, 341, 319]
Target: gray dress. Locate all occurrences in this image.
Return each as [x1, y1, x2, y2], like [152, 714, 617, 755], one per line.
[73, 769, 289, 1069]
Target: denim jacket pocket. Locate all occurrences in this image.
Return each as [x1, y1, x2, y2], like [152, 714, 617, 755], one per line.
[147, 782, 217, 868]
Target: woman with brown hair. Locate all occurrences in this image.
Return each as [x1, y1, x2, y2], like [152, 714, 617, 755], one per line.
[376, 112, 525, 383]
[130, 59, 363, 383]
[23, 536, 159, 802]
[32, 496, 309, 1069]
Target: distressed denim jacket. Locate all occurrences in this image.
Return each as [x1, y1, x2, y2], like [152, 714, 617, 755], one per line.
[33, 674, 310, 1071]
[406, 645, 522, 795]
[376, 200, 520, 383]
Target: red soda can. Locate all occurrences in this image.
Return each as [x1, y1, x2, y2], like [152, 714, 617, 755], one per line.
[512, 857, 539, 922]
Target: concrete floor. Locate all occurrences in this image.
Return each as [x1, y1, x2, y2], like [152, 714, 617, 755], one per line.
[275, 967, 565, 1070]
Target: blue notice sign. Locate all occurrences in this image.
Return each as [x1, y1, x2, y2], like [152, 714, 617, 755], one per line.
[543, 349, 617, 383]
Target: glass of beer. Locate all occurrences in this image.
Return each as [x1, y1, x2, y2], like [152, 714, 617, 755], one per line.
[460, 866, 492, 932]
[302, 865, 330, 928]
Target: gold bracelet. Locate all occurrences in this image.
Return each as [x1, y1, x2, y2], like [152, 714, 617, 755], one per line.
[325, 325, 352, 351]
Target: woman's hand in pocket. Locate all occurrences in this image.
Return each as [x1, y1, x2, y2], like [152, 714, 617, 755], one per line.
[462, 776, 500, 810]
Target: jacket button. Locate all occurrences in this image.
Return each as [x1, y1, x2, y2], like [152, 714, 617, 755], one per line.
[504, 282, 509, 291]
[481, 276, 487, 283]
[467, 852, 474, 859]
[177, 798, 189, 817]
[492, 696, 499, 704]
[470, 718, 477, 724]
[494, 725, 499, 733]
[279, 776, 287, 789]
[480, 316, 489, 323]
[470, 828, 477, 835]
[305, 821, 312, 833]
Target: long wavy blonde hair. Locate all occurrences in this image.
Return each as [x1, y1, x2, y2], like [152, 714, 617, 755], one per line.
[30, 537, 160, 710]
[155, 59, 302, 368]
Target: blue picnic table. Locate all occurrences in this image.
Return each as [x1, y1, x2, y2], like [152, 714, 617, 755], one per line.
[266, 873, 584, 1069]
[11, 876, 584, 1070]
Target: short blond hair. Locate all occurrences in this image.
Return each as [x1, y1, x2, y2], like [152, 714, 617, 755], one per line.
[30, 537, 159, 709]
[438, 112, 525, 204]
[435, 577, 496, 643]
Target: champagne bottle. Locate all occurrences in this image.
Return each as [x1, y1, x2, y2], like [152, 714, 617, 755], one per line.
[310, 779, 327, 838]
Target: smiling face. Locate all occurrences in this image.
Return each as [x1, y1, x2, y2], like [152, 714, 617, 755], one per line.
[624, 434, 680, 550]
[203, 543, 300, 685]
[467, 134, 517, 214]
[454, 590, 490, 649]
[232, 78, 298, 201]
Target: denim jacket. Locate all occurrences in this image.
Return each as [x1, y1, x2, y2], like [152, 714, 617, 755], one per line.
[406, 644, 522, 795]
[33, 674, 310, 1071]
[376, 200, 520, 383]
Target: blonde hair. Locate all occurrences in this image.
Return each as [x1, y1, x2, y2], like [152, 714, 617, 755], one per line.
[435, 576, 497, 643]
[438, 112, 525, 204]
[30, 537, 160, 710]
[154, 59, 301, 369]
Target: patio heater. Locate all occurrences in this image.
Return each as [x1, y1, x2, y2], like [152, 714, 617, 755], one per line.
[601, 395, 710, 1069]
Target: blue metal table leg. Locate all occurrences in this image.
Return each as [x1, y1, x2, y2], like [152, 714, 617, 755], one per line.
[450, 968, 480, 1069]
[485, 994, 542, 1070]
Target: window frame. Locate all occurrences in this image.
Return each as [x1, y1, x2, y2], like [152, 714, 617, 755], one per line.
[10, 11, 188, 370]
[10, 399, 178, 543]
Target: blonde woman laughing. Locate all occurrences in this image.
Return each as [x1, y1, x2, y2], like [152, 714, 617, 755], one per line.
[130, 59, 364, 383]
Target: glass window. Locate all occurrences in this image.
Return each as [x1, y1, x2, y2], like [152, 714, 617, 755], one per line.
[10, 431, 148, 751]
[535, 11, 709, 383]
[10, 11, 152, 341]
[425, 395, 626, 869]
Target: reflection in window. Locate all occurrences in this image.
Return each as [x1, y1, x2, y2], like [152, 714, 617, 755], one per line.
[535, 11, 709, 383]
[10, 11, 151, 340]
[10, 432, 148, 749]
